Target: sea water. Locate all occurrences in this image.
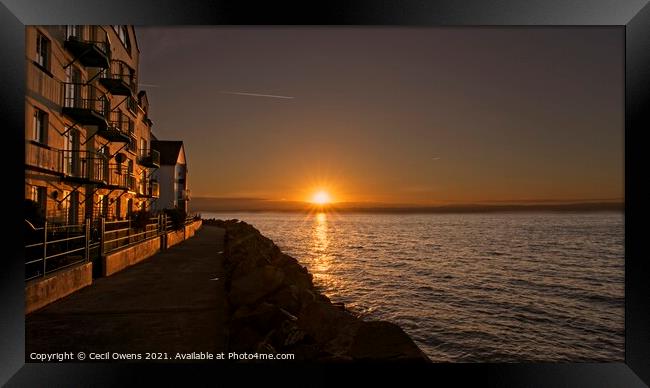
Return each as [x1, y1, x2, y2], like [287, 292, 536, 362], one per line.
[201, 211, 624, 362]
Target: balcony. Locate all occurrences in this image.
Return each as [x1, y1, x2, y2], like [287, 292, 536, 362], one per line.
[137, 149, 160, 168]
[101, 111, 132, 143]
[137, 180, 159, 199]
[99, 60, 136, 96]
[61, 150, 107, 185]
[63, 26, 110, 68]
[103, 164, 136, 191]
[61, 83, 109, 130]
[127, 134, 138, 153]
[25, 141, 62, 175]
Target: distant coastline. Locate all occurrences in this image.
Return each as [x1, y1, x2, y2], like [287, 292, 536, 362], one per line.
[193, 197, 623, 214]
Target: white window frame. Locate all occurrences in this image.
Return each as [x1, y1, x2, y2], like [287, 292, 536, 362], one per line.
[35, 32, 49, 70]
[32, 108, 47, 143]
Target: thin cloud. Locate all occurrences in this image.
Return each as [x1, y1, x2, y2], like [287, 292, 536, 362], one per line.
[220, 91, 295, 99]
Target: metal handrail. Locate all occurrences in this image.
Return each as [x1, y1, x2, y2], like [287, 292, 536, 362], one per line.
[26, 215, 202, 280]
[103, 221, 159, 253]
[137, 149, 160, 166]
[25, 234, 85, 249]
[138, 179, 160, 197]
[61, 149, 108, 182]
[62, 82, 110, 116]
[65, 25, 109, 55]
[108, 110, 133, 134]
[101, 59, 136, 87]
[25, 220, 90, 280]
[106, 164, 135, 189]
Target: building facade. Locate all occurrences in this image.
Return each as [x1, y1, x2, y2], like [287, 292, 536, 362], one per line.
[151, 140, 189, 213]
[25, 25, 160, 225]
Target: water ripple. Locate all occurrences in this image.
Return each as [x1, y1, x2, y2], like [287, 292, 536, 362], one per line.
[205, 212, 624, 362]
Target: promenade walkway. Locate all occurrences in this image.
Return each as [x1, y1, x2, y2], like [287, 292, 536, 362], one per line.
[25, 226, 227, 360]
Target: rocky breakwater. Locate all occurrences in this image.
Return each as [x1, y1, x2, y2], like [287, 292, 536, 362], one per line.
[204, 219, 430, 362]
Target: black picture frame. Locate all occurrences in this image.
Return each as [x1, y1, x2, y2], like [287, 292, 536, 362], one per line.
[1, 0, 648, 386]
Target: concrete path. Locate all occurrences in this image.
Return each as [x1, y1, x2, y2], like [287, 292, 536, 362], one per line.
[25, 226, 227, 361]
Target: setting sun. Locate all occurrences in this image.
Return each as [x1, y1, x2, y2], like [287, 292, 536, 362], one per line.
[311, 190, 332, 205]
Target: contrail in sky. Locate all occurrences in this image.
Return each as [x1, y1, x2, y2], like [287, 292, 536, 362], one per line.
[219, 91, 295, 99]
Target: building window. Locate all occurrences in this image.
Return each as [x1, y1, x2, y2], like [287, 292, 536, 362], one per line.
[32, 108, 48, 144]
[139, 138, 147, 157]
[97, 194, 108, 218]
[35, 32, 50, 70]
[63, 128, 72, 152]
[58, 190, 70, 223]
[62, 128, 74, 175]
[112, 25, 131, 53]
[66, 25, 80, 40]
[127, 96, 137, 113]
[139, 170, 147, 195]
[127, 122, 136, 152]
[30, 186, 47, 212]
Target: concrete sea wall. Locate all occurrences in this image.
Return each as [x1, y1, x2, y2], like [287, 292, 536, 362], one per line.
[166, 229, 185, 249]
[165, 219, 202, 249]
[103, 237, 161, 276]
[25, 262, 92, 314]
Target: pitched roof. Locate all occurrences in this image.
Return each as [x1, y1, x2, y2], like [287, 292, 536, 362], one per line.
[151, 140, 184, 165]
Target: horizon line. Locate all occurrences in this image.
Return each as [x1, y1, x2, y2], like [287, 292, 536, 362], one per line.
[194, 202, 624, 214]
[192, 196, 624, 205]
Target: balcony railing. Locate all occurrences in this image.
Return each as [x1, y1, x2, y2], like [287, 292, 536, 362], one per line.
[61, 150, 107, 184]
[61, 83, 110, 129]
[26, 213, 203, 281]
[104, 164, 135, 191]
[99, 60, 136, 96]
[137, 149, 160, 168]
[25, 141, 62, 174]
[127, 134, 138, 153]
[137, 179, 160, 198]
[101, 110, 132, 143]
[63, 26, 110, 68]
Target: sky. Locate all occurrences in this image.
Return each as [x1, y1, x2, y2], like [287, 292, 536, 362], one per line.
[136, 27, 623, 206]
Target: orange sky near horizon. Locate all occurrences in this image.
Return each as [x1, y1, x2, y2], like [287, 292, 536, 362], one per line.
[138, 27, 624, 205]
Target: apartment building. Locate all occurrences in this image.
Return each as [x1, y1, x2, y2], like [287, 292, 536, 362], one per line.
[25, 25, 160, 225]
[151, 140, 190, 214]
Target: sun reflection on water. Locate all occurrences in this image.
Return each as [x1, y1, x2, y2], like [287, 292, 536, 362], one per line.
[311, 212, 332, 282]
